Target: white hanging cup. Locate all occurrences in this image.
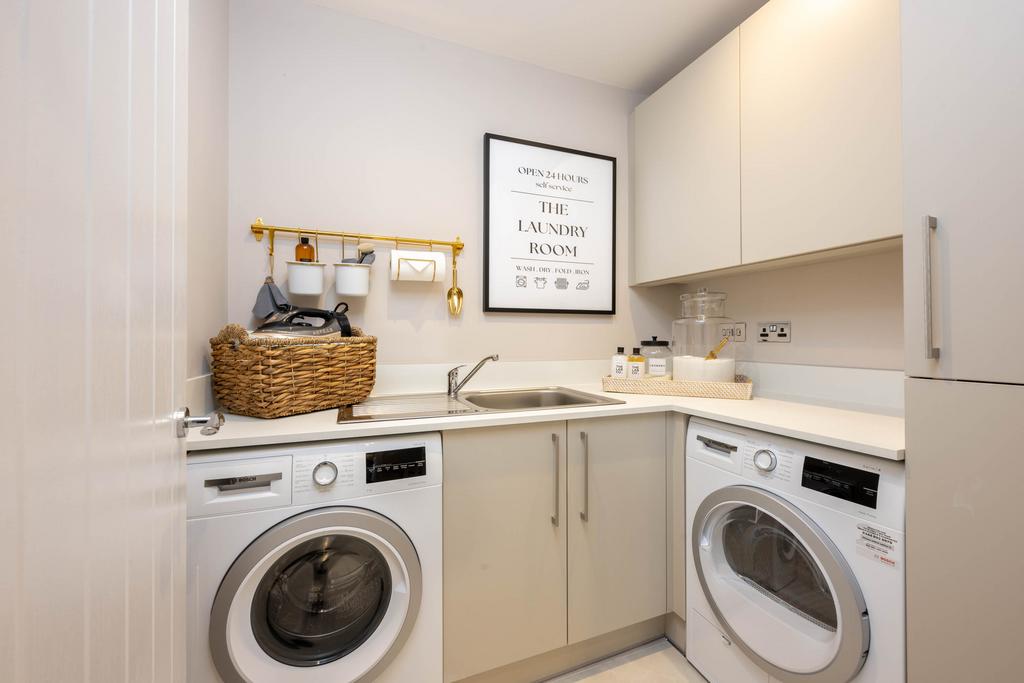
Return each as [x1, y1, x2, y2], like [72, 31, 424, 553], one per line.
[287, 260, 326, 295]
[335, 262, 371, 297]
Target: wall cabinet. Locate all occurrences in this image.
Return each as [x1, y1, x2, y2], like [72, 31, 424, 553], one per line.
[567, 414, 667, 643]
[632, 0, 901, 282]
[633, 29, 740, 284]
[740, 0, 901, 263]
[443, 415, 667, 680]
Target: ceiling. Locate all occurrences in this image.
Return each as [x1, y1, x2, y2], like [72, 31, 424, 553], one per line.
[308, 0, 767, 93]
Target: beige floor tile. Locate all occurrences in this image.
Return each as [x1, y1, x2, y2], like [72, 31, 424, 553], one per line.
[547, 639, 707, 682]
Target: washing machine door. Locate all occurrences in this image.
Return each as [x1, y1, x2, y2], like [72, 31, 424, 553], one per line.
[210, 507, 421, 683]
[692, 485, 869, 683]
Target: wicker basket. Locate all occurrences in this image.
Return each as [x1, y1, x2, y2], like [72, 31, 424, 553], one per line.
[210, 324, 377, 418]
[601, 375, 753, 400]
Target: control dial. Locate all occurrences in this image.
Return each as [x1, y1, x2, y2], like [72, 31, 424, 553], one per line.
[753, 449, 778, 473]
[312, 461, 338, 487]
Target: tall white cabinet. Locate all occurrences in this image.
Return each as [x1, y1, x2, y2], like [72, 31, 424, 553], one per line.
[901, 2, 1024, 681]
[633, 29, 741, 283]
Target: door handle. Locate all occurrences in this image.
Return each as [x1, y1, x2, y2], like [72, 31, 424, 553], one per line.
[579, 431, 589, 522]
[204, 472, 282, 492]
[551, 433, 560, 527]
[174, 407, 225, 438]
[923, 215, 940, 360]
[696, 435, 738, 455]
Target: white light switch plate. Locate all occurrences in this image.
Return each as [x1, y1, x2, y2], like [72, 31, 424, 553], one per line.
[718, 322, 747, 343]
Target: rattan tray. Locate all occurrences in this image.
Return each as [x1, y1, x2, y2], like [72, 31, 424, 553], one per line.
[601, 375, 753, 400]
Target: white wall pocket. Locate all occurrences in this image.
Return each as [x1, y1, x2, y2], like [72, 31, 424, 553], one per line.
[390, 249, 448, 282]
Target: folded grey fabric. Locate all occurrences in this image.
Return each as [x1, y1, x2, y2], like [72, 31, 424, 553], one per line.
[252, 276, 291, 319]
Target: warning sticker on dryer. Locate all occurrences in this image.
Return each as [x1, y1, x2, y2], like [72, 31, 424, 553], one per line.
[857, 524, 899, 569]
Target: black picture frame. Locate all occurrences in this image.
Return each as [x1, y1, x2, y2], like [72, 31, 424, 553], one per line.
[483, 133, 616, 315]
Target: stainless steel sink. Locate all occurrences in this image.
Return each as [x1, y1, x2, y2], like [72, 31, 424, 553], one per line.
[458, 387, 623, 411]
[337, 387, 622, 423]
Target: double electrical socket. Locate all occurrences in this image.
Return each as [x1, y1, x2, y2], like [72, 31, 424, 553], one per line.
[717, 322, 747, 342]
[757, 321, 791, 343]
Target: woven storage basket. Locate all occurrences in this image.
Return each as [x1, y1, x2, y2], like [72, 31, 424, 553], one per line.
[210, 324, 377, 418]
[601, 375, 753, 400]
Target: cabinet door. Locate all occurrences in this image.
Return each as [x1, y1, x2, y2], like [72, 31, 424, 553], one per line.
[740, 0, 901, 263]
[442, 423, 567, 681]
[633, 29, 740, 283]
[902, 1, 1024, 383]
[906, 379, 1024, 681]
[567, 414, 667, 643]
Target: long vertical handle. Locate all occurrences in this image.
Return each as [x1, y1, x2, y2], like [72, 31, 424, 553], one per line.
[923, 215, 940, 359]
[551, 433, 560, 527]
[579, 431, 589, 522]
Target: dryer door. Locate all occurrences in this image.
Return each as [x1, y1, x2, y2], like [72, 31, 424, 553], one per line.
[692, 485, 869, 683]
[210, 507, 422, 683]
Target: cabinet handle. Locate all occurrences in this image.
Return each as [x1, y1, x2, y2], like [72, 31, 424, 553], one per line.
[923, 215, 940, 360]
[551, 433, 560, 527]
[579, 431, 589, 522]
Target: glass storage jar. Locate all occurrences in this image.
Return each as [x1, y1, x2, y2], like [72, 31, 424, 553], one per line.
[640, 337, 673, 377]
[671, 289, 736, 382]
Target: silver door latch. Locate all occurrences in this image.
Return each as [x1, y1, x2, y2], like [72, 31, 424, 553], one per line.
[174, 407, 225, 438]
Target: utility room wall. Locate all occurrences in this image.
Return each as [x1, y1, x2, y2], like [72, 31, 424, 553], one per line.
[682, 247, 904, 370]
[226, 0, 679, 364]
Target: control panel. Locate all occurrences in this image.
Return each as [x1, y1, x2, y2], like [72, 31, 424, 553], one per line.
[687, 418, 905, 531]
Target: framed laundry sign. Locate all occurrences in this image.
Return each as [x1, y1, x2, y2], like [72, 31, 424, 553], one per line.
[483, 133, 616, 314]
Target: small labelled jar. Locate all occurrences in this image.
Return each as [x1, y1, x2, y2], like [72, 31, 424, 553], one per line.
[640, 336, 673, 378]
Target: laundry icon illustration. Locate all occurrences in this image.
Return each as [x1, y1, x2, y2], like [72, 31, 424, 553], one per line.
[555, 278, 569, 290]
[515, 275, 527, 288]
[576, 280, 590, 290]
[534, 277, 548, 289]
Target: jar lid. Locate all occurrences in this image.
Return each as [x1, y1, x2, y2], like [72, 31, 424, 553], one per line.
[641, 336, 670, 346]
[679, 287, 726, 302]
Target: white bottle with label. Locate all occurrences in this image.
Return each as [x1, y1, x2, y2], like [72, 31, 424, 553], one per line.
[611, 347, 628, 378]
[627, 347, 646, 380]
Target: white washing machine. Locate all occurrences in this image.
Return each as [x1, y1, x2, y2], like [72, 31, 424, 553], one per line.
[187, 433, 442, 683]
[685, 418, 905, 683]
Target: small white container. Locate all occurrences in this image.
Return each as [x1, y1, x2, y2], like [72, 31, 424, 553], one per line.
[672, 355, 736, 383]
[286, 260, 326, 296]
[334, 262, 371, 297]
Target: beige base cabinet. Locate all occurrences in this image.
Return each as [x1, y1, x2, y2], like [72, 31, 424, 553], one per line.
[442, 422, 568, 682]
[567, 414, 667, 643]
[443, 415, 667, 681]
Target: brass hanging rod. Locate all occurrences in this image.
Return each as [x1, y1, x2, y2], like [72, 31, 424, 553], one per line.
[250, 217, 464, 260]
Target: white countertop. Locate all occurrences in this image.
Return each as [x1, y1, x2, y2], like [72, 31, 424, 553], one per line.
[186, 384, 905, 460]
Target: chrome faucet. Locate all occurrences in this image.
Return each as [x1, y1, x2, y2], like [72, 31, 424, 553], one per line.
[448, 354, 499, 397]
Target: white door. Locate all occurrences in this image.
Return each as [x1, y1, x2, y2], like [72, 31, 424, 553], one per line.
[902, 0, 1024, 383]
[1, 2, 189, 681]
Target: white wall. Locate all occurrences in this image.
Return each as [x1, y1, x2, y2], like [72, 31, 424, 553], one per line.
[682, 247, 904, 370]
[227, 0, 679, 364]
[187, 0, 229, 390]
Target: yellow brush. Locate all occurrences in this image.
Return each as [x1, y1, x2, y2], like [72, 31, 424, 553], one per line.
[705, 336, 730, 360]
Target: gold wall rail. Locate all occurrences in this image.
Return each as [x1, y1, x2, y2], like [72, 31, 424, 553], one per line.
[251, 217, 466, 315]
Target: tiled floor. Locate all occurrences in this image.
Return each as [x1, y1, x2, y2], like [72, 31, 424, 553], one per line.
[547, 639, 707, 682]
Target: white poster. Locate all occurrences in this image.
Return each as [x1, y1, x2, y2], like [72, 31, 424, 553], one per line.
[484, 134, 616, 314]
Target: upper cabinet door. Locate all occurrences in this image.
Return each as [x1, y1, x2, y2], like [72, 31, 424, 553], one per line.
[902, 1, 1024, 384]
[740, 0, 902, 264]
[633, 29, 741, 284]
